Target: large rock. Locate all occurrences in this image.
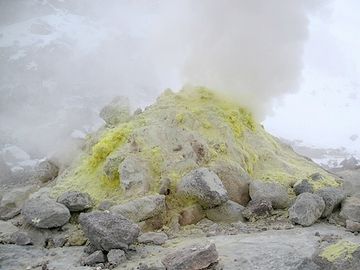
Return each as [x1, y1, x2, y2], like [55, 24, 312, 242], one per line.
[162, 242, 219, 270]
[10, 231, 32, 246]
[205, 200, 244, 223]
[289, 193, 325, 226]
[110, 195, 165, 222]
[57, 191, 93, 212]
[242, 199, 273, 220]
[293, 179, 313, 195]
[346, 220, 360, 232]
[340, 194, 360, 223]
[0, 220, 18, 243]
[119, 156, 150, 192]
[107, 249, 126, 266]
[21, 197, 71, 228]
[0, 186, 34, 220]
[67, 229, 87, 246]
[83, 250, 106, 266]
[99, 96, 130, 126]
[32, 160, 59, 183]
[177, 168, 229, 208]
[179, 204, 205, 226]
[79, 211, 140, 251]
[210, 163, 250, 206]
[249, 180, 289, 209]
[315, 187, 345, 218]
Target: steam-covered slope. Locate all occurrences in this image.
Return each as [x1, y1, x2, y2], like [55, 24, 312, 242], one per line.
[52, 87, 340, 207]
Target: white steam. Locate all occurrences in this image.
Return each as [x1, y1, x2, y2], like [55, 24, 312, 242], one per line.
[0, 0, 323, 163]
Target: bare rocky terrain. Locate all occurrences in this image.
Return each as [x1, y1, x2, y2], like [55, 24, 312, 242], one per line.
[1, 90, 360, 270]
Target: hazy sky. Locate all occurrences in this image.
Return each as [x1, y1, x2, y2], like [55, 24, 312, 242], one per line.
[0, 0, 359, 161]
[265, 0, 360, 155]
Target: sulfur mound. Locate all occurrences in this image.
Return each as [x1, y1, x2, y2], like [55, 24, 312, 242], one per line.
[51, 87, 340, 221]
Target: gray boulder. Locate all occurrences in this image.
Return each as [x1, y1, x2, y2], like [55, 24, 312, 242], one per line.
[0, 186, 34, 220]
[79, 211, 140, 251]
[346, 220, 360, 232]
[289, 193, 325, 226]
[0, 220, 18, 243]
[99, 96, 130, 126]
[57, 191, 93, 212]
[21, 197, 70, 228]
[205, 200, 244, 223]
[179, 204, 205, 226]
[210, 162, 250, 206]
[340, 194, 360, 223]
[249, 180, 289, 209]
[177, 168, 229, 209]
[32, 160, 59, 183]
[315, 187, 345, 218]
[162, 242, 219, 270]
[119, 156, 150, 192]
[242, 199, 273, 220]
[138, 232, 168, 245]
[293, 179, 313, 195]
[10, 231, 32, 246]
[83, 250, 106, 266]
[110, 195, 165, 222]
[107, 249, 126, 266]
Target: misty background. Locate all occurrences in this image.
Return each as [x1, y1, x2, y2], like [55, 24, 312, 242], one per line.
[0, 0, 359, 171]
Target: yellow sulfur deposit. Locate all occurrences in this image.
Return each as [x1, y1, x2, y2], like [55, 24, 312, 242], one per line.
[320, 240, 360, 262]
[51, 87, 340, 206]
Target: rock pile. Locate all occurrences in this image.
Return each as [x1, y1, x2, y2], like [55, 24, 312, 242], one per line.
[2, 89, 356, 269]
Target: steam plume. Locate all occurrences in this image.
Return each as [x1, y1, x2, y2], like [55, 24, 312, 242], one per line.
[0, 0, 323, 162]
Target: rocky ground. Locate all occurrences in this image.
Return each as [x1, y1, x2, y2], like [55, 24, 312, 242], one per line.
[1, 223, 359, 270]
[1, 90, 360, 270]
[1, 162, 360, 270]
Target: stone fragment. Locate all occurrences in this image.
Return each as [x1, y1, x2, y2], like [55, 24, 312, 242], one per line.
[249, 180, 289, 209]
[293, 179, 313, 195]
[177, 168, 228, 209]
[289, 193, 325, 226]
[83, 250, 106, 266]
[242, 199, 273, 220]
[210, 163, 250, 206]
[57, 191, 92, 212]
[162, 242, 219, 270]
[205, 200, 244, 223]
[315, 187, 345, 218]
[21, 198, 70, 229]
[79, 211, 140, 251]
[10, 231, 32, 246]
[110, 195, 165, 223]
[107, 249, 127, 266]
[179, 205, 205, 226]
[346, 220, 360, 232]
[340, 195, 360, 223]
[32, 160, 59, 183]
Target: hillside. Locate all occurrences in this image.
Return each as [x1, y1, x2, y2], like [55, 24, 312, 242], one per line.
[52, 87, 340, 211]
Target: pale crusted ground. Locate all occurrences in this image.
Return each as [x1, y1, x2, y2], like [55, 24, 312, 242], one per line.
[1, 223, 359, 270]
